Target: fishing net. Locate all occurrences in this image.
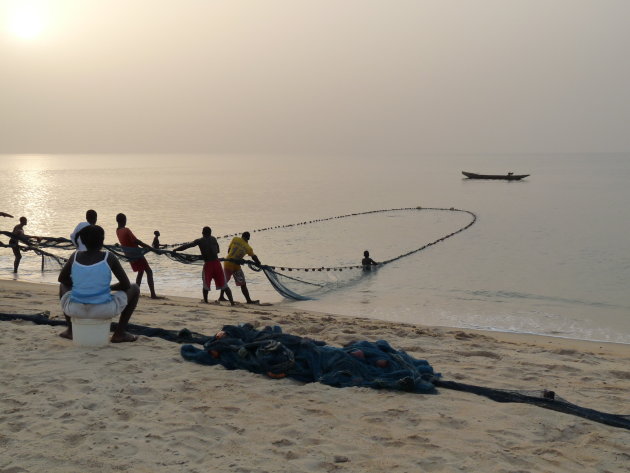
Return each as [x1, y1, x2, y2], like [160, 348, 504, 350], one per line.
[0, 232, 69, 270]
[241, 207, 477, 300]
[1, 206, 477, 300]
[1, 312, 628, 430]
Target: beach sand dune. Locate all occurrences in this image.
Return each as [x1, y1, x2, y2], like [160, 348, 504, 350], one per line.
[1, 279, 629, 472]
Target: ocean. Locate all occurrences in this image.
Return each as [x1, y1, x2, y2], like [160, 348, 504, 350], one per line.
[1, 153, 629, 344]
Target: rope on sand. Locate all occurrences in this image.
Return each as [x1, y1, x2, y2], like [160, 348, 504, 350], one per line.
[1, 312, 629, 431]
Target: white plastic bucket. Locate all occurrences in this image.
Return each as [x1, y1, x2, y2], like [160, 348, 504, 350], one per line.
[71, 317, 113, 347]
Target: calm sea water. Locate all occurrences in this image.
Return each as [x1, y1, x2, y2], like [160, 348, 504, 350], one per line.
[1, 153, 629, 344]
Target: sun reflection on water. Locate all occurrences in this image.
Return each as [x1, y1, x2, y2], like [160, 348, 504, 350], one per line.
[13, 168, 55, 236]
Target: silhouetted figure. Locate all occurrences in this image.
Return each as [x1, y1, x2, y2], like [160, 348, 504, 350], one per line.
[70, 209, 98, 251]
[219, 231, 261, 304]
[58, 225, 140, 343]
[9, 216, 32, 273]
[152, 230, 162, 249]
[173, 227, 234, 305]
[362, 250, 378, 271]
[0, 212, 13, 218]
[115, 213, 159, 298]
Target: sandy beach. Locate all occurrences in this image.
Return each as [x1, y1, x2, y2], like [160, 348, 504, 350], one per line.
[1, 278, 628, 473]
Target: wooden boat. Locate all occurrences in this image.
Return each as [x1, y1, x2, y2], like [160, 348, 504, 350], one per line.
[462, 171, 529, 181]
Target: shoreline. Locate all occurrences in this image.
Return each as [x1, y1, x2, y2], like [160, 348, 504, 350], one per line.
[1, 278, 629, 472]
[3, 276, 629, 349]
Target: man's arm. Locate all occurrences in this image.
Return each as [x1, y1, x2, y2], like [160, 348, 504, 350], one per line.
[12, 227, 33, 244]
[246, 243, 261, 265]
[126, 228, 159, 253]
[136, 239, 157, 252]
[58, 254, 75, 288]
[172, 241, 196, 252]
[70, 223, 82, 246]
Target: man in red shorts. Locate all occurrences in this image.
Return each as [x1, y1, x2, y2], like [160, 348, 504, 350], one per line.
[116, 213, 159, 299]
[173, 226, 234, 305]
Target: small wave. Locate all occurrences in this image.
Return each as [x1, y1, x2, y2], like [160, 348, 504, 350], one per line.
[465, 289, 628, 311]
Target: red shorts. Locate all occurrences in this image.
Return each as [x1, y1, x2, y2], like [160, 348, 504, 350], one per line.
[224, 267, 246, 286]
[130, 257, 150, 273]
[202, 260, 227, 290]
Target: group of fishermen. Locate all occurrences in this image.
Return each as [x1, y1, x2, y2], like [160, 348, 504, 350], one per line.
[1, 210, 262, 305]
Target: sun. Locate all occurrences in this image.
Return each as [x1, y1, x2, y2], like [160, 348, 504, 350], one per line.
[7, 4, 45, 40]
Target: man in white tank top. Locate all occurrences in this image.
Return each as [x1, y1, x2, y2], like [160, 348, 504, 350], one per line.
[70, 209, 98, 251]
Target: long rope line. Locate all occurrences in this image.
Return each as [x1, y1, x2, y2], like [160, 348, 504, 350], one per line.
[1, 311, 628, 431]
[2, 206, 476, 271]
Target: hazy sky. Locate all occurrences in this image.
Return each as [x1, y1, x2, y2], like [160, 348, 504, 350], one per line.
[1, 0, 630, 155]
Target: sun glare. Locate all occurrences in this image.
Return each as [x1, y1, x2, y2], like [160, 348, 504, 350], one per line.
[7, 4, 45, 40]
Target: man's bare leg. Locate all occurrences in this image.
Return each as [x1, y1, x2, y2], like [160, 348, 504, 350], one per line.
[223, 286, 235, 306]
[111, 284, 140, 343]
[12, 247, 21, 273]
[145, 267, 158, 298]
[241, 285, 259, 304]
[58, 283, 73, 339]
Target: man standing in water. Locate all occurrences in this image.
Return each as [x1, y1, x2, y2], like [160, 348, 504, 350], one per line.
[9, 216, 33, 273]
[70, 209, 98, 251]
[152, 230, 163, 249]
[115, 213, 159, 299]
[173, 226, 235, 305]
[219, 231, 261, 304]
[362, 250, 378, 271]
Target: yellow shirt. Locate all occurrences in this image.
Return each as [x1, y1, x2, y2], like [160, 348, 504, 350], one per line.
[223, 237, 255, 271]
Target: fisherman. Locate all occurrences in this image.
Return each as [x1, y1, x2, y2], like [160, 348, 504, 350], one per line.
[362, 250, 378, 271]
[219, 231, 261, 304]
[173, 227, 235, 305]
[152, 230, 162, 249]
[115, 213, 159, 299]
[70, 209, 98, 251]
[58, 224, 140, 343]
[9, 217, 34, 273]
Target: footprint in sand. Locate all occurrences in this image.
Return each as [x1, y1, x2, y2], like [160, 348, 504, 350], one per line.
[271, 438, 294, 447]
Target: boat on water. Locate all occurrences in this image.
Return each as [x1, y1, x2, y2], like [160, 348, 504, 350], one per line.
[462, 171, 529, 181]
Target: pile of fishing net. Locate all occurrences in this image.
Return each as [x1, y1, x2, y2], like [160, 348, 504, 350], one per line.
[181, 323, 437, 393]
[1, 312, 628, 430]
[181, 322, 630, 431]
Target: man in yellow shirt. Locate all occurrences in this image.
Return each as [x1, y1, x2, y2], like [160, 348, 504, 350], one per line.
[219, 232, 261, 304]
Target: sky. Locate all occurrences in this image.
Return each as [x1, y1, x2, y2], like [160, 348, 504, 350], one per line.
[1, 0, 630, 156]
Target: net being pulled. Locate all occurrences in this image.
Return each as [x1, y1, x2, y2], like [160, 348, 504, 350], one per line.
[1, 207, 476, 300]
[243, 207, 477, 300]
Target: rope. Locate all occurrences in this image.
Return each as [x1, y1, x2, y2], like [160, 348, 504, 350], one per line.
[165, 206, 477, 272]
[2, 207, 476, 271]
[1, 312, 628, 431]
[161, 206, 477, 266]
